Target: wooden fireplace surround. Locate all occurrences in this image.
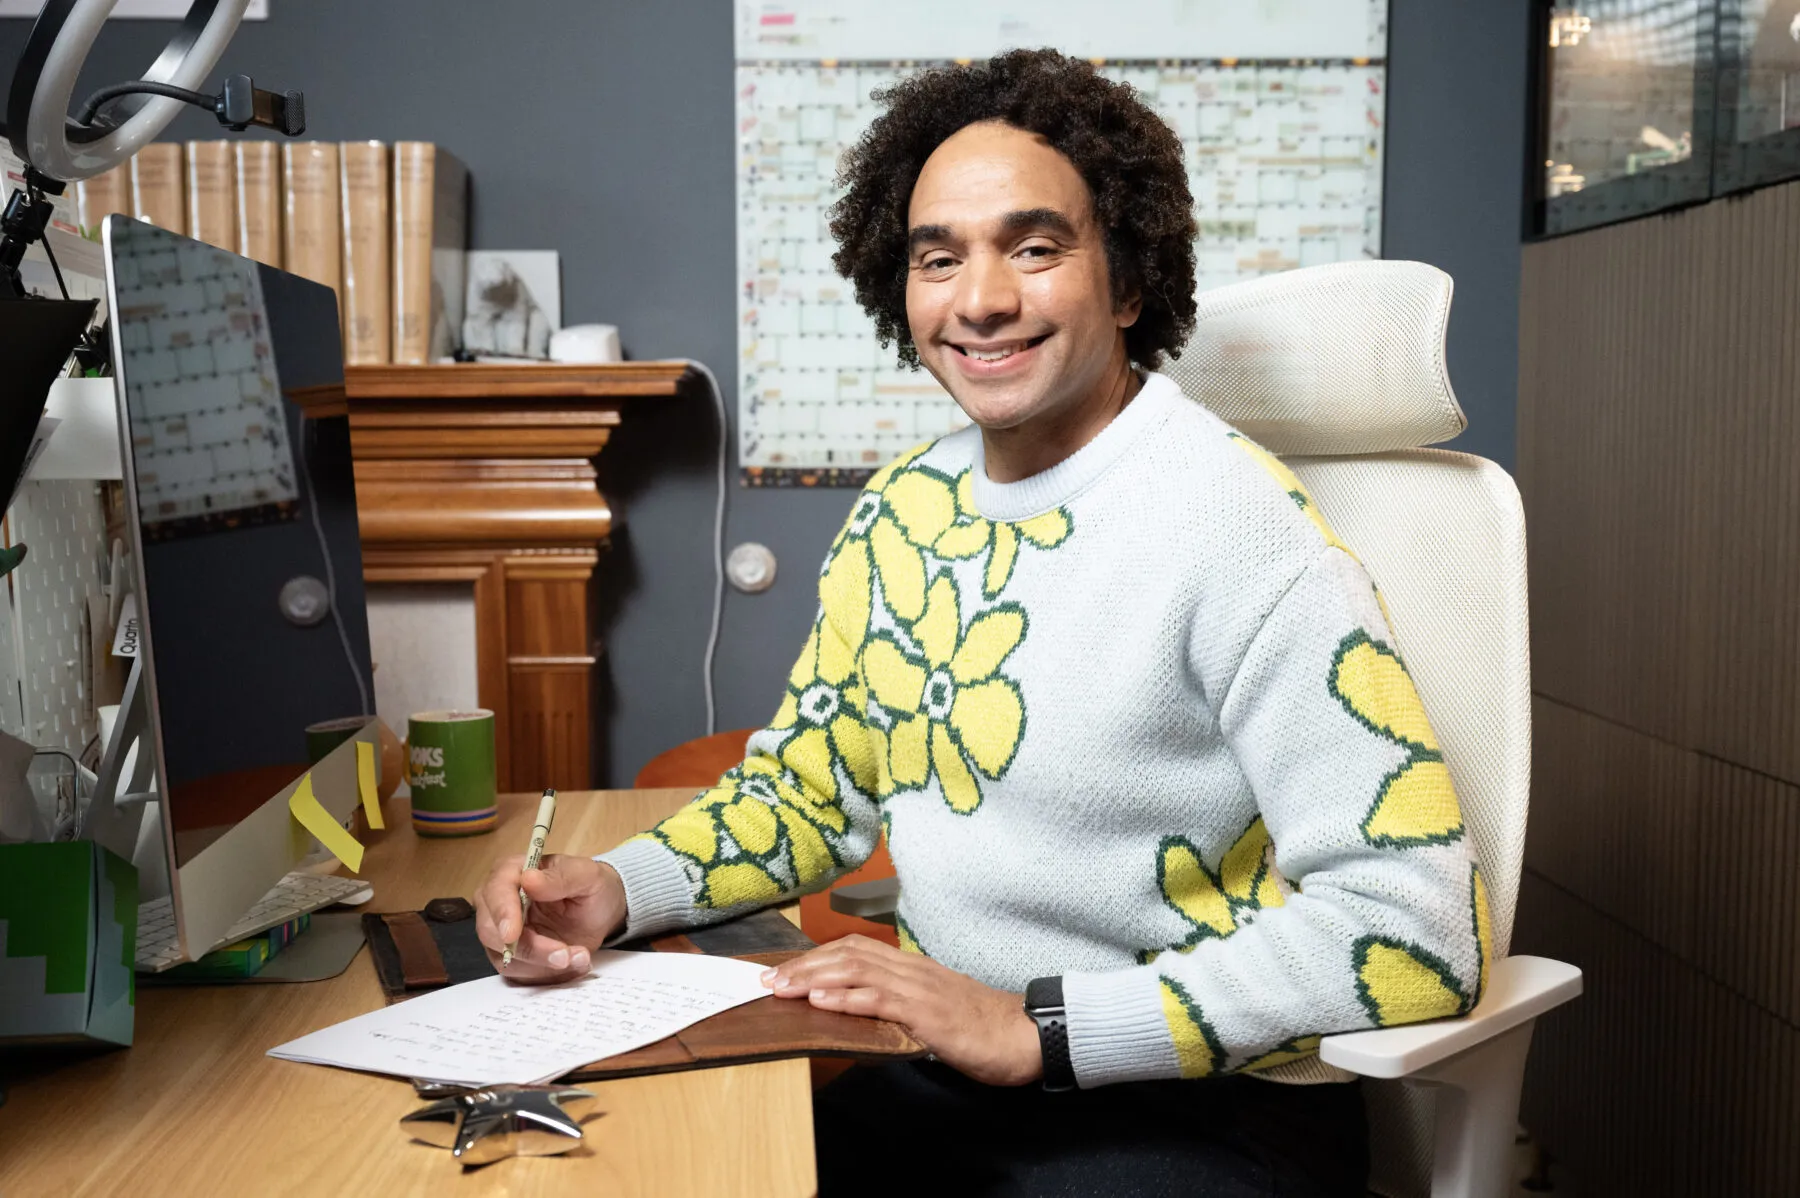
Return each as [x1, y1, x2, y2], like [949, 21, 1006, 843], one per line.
[297, 362, 690, 792]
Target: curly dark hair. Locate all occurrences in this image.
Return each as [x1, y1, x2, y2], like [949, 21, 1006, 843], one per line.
[829, 48, 1198, 371]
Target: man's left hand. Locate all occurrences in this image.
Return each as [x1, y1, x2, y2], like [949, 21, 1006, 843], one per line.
[762, 934, 1044, 1086]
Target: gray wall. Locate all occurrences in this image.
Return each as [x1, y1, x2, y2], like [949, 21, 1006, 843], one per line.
[2, 0, 1528, 787]
[1384, 0, 1528, 473]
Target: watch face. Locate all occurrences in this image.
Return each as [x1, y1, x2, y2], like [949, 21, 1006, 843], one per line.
[1025, 975, 1064, 1012]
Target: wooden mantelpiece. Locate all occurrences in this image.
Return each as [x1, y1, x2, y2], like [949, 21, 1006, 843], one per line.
[342, 362, 689, 792]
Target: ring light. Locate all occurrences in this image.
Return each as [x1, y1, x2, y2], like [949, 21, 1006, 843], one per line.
[8, 0, 250, 182]
[0, 0, 303, 298]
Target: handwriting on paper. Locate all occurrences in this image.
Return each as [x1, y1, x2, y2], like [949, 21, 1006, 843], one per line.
[268, 950, 770, 1086]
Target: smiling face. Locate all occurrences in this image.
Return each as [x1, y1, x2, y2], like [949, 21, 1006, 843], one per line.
[905, 120, 1141, 447]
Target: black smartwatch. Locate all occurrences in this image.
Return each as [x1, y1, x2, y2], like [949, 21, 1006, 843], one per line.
[1024, 975, 1076, 1092]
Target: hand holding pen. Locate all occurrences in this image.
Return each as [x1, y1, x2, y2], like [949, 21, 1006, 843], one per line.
[501, 789, 558, 969]
[473, 789, 630, 984]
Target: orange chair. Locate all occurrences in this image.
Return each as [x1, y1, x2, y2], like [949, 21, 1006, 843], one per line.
[633, 730, 898, 948]
[633, 728, 759, 789]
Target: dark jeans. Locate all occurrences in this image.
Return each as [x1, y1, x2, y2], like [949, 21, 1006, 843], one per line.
[814, 1060, 1368, 1198]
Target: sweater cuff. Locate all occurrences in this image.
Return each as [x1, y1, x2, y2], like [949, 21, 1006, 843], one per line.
[1063, 968, 1180, 1088]
[594, 837, 698, 943]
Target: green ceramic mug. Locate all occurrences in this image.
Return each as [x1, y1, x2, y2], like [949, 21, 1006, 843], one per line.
[406, 709, 498, 837]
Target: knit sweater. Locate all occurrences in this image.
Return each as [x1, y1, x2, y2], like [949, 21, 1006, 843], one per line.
[599, 371, 1492, 1088]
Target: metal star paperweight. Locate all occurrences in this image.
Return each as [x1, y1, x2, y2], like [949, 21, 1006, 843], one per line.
[400, 1084, 601, 1166]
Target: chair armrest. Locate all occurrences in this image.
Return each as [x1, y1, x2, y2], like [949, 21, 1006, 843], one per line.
[1318, 955, 1582, 1079]
[829, 876, 900, 919]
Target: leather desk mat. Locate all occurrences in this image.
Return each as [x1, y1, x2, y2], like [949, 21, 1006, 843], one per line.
[363, 900, 926, 1080]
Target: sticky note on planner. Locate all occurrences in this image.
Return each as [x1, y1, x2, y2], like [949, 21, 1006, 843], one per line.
[357, 741, 384, 830]
[288, 773, 365, 873]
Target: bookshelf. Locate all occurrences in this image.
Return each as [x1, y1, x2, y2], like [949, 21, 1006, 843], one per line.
[336, 362, 691, 792]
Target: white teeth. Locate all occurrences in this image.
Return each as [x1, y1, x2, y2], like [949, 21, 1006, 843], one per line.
[965, 345, 1020, 362]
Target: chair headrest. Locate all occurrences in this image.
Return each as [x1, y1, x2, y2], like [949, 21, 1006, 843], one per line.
[1163, 260, 1466, 455]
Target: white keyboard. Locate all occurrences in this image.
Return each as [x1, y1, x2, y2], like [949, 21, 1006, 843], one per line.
[135, 871, 372, 972]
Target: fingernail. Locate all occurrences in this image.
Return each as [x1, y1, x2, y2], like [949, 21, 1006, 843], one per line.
[499, 921, 512, 939]
[549, 948, 569, 968]
[571, 949, 590, 972]
[760, 968, 777, 983]
[810, 989, 827, 1001]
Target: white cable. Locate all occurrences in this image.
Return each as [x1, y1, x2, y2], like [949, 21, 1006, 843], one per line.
[294, 415, 372, 717]
[677, 359, 729, 736]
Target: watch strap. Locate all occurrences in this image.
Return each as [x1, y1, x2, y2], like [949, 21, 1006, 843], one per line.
[1025, 975, 1075, 1091]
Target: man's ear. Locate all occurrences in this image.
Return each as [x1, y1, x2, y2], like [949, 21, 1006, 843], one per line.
[1115, 286, 1143, 329]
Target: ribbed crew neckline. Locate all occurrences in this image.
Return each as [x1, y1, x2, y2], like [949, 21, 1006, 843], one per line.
[969, 371, 1183, 521]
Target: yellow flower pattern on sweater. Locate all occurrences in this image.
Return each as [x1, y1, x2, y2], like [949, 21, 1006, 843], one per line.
[1159, 977, 1223, 1078]
[638, 447, 1074, 895]
[633, 605, 875, 908]
[834, 445, 939, 624]
[842, 452, 1072, 814]
[1329, 631, 1463, 849]
[1354, 936, 1467, 1024]
[863, 575, 1028, 812]
[637, 753, 848, 908]
[1142, 818, 1289, 964]
[935, 472, 1074, 596]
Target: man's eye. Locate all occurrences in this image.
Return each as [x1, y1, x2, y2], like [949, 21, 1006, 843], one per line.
[1018, 245, 1056, 259]
[922, 256, 956, 271]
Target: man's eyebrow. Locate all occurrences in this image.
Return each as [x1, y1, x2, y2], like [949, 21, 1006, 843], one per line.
[907, 223, 953, 254]
[1000, 207, 1077, 237]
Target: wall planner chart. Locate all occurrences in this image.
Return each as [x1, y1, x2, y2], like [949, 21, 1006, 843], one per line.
[734, 0, 1390, 484]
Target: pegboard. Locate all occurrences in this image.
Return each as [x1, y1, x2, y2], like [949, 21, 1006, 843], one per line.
[0, 479, 109, 755]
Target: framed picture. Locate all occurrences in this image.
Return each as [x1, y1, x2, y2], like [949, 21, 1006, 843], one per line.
[462, 251, 562, 361]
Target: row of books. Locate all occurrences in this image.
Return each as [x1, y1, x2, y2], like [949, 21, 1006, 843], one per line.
[72, 140, 467, 365]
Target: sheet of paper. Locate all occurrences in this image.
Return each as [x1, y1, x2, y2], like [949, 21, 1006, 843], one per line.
[286, 773, 364, 873]
[267, 950, 771, 1085]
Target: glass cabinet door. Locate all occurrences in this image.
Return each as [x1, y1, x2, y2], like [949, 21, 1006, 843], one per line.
[1713, 0, 1800, 191]
[1536, 0, 1719, 235]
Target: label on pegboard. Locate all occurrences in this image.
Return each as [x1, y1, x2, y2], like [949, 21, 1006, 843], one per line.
[110, 594, 139, 659]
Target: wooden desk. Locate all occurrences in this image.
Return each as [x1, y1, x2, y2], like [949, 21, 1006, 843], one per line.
[0, 790, 817, 1197]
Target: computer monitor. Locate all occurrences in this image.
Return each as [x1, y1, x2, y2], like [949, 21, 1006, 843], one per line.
[101, 215, 377, 962]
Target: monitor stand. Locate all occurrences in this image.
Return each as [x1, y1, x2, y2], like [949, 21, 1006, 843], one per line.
[84, 656, 164, 897]
[86, 653, 378, 958]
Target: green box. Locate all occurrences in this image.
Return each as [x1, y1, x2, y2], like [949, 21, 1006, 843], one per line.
[0, 841, 138, 1048]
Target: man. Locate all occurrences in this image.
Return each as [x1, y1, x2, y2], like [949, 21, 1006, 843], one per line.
[476, 49, 1489, 1196]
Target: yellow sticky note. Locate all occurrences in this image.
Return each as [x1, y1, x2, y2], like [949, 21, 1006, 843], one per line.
[357, 740, 384, 830]
[288, 772, 364, 873]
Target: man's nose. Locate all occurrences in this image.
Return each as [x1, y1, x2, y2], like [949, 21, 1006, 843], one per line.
[952, 250, 1020, 329]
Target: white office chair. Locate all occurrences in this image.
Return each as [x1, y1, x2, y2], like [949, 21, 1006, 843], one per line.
[833, 260, 1582, 1198]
